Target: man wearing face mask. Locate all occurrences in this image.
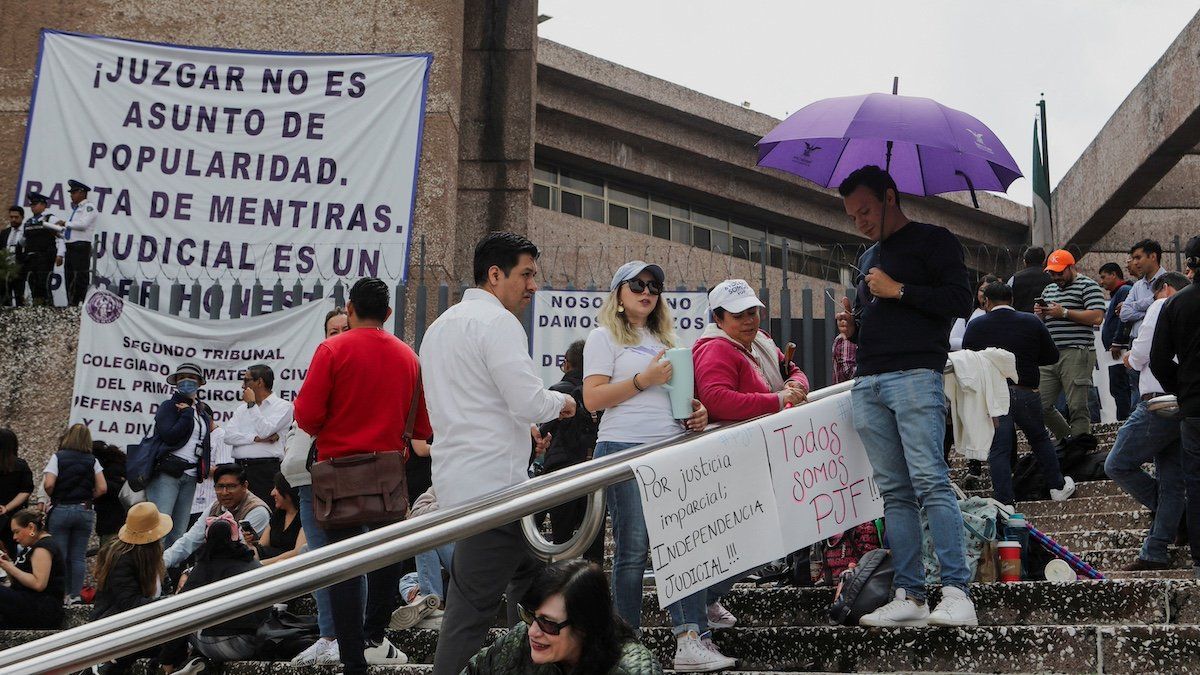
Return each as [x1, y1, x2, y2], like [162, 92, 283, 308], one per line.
[145, 363, 214, 548]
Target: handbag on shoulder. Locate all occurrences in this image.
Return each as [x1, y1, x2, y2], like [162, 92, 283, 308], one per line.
[310, 371, 422, 529]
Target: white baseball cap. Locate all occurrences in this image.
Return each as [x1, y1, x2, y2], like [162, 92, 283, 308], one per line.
[709, 279, 765, 314]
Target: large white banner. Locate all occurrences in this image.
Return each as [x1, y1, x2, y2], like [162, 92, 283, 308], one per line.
[71, 289, 333, 450]
[531, 289, 709, 386]
[19, 31, 430, 314]
[637, 392, 884, 606]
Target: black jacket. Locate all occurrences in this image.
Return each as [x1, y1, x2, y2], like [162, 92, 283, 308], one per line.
[181, 557, 269, 635]
[91, 552, 156, 620]
[152, 393, 213, 479]
[537, 371, 598, 472]
[1151, 284, 1200, 417]
[1011, 265, 1053, 314]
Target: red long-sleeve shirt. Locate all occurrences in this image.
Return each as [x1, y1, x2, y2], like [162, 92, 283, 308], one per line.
[293, 327, 432, 461]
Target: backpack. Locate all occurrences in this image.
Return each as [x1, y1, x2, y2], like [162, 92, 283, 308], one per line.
[1014, 433, 1105, 502]
[254, 608, 319, 660]
[541, 380, 601, 472]
[827, 548, 894, 626]
[821, 522, 882, 583]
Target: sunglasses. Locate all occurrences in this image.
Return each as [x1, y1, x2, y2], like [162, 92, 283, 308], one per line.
[517, 603, 572, 635]
[623, 278, 663, 295]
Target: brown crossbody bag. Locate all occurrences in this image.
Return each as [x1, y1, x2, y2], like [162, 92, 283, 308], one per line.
[310, 371, 421, 528]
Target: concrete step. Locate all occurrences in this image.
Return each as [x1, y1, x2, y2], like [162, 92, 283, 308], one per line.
[965, 478, 1126, 501]
[1026, 510, 1152, 534]
[1019, 494, 1143, 518]
[1050, 529, 1150, 552]
[1075, 547, 1191, 573]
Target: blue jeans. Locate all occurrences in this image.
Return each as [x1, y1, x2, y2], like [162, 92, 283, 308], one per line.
[1106, 404, 1184, 562]
[989, 386, 1065, 506]
[594, 441, 731, 635]
[851, 369, 970, 599]
[298, 485, 345, 638]
[400, 544, 454, 600]
[1127, 369, 1142, 415]
[1181, 418, 1200, 568]
[325, 520, 404, 675]
[145, 471, 197, 549]
[47, 503, 94, 597]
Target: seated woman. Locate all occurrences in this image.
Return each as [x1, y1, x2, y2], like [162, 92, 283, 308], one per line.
[253, 473, 306, 564]
[160, 515, 269, 671]
[0, 509, 65, 629]
[464, 560, 659, 675]
[92, 501, 171, 620]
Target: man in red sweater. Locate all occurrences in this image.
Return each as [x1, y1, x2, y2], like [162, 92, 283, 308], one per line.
[293, 277, 432, 675]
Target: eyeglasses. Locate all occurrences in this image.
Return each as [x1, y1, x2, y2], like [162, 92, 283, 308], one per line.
[517, 603, 571, 635]
[623, 278, 663, 295]
[214, 483, 242, 491]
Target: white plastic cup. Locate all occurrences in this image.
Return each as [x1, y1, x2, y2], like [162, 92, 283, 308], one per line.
[1044, 558, 1076, 582]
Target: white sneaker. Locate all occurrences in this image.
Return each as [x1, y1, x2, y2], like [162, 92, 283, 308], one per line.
[291, 637, 334, 666]
[314, 640, 341, 666]
[674, 631, 736, 671]
[1050, 476, 1077, 502]
[705, 600, 737, 629]
[364, 637, 408, 665]
[389, 593, 441, 630]
[928, 586, 978, 626]
[175, 657, 206, 675]
[416, 608, 445, 629]
[859, 589, 930, 627]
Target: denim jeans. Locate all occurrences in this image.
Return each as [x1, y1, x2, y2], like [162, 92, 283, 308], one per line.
[298, 485, 347, 638]
[1174, 418, 1200, 567]
[399, 544, 454, 600]
[851, 369, 971, 599]
[989, 386, 1065, 506]
[325, 520, 403, 675]
[47, 503, 94, 597]
[1108, 364, 1132, 421]
[1127, 369, 1142, 415]
[145, 471, 197, 549]
[594, 440, 730, 635]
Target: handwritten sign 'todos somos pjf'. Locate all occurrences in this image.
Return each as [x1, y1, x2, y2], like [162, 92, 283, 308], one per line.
[632, 424, 784, 608]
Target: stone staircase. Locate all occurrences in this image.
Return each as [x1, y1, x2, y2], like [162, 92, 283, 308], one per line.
[5, 422, 1200, 673]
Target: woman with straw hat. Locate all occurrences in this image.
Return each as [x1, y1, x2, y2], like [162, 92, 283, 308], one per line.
[92, 502, 171, 621]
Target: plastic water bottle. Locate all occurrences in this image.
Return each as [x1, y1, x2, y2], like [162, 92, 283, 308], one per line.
[1006, 513, 1031, 579]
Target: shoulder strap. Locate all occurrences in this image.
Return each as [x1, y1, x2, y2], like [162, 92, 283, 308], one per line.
[404, 368, 422, 443]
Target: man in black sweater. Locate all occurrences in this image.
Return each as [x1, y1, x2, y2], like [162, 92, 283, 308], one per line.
[963, 281, 1072, 506]
[1151, 235, 1200, 576]
[835, 165, 975, 627]
[1010, 247, 1052, 313]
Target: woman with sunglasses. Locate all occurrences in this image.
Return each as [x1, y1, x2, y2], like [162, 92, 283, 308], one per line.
[582, 261, 728, 671]
[463, 560, 657, 675]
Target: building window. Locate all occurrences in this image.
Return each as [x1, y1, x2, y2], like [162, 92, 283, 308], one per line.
[583, 196, 605, 223]
[609, 204, 629, 229]
[629, 208, 650, 235]
[652, 215, 671, 240]
[561, 191, 583, 218]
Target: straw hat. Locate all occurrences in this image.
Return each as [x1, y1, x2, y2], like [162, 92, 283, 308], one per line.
[118, 502, 173, 545]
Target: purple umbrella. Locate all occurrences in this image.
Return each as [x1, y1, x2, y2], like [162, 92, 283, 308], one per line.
[757, 93, 1022, 204]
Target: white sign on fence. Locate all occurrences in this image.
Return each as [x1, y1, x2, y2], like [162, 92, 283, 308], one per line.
[70, 289, 333, 450]
[633, 423, 785, 608]
[531, 289, 709, 386]
[636, 392, 884, 606]
[18, 31, 430, 314]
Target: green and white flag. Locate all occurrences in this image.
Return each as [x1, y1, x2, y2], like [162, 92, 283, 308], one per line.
[1031, 116, 1053, 247]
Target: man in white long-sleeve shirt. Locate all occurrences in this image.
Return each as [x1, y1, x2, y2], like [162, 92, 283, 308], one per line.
[56, 179, 98, 306]
[223, 364, 293, 502]
[423, 232, 575, 675]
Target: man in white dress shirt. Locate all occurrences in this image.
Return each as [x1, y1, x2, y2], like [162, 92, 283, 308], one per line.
[423, 232, 575, 675]
[223, 364, 293, 502]
[56, 179, 98, 306]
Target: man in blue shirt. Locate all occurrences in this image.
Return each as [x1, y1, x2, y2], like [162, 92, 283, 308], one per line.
[1098, 262, 1132, 420]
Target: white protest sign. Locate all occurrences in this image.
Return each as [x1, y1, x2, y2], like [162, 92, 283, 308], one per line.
[71, 289, 333, 450]
[633, 424, 785, 608]
[531, 289, 709, 386]
[19, 31, 430, 314]
[762, 393, 884, 552]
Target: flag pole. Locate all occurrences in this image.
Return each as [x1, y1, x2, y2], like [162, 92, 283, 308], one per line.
[1038, 95, 1051, 244]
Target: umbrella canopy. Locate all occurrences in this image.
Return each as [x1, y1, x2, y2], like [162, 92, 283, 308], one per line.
[757, 93, 1023, 198]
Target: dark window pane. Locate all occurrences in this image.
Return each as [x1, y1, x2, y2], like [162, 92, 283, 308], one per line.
[693, 226, 711, 250]
[672, 219, 691, 245]
[731, 237, 750, 259]
[560, 171, 604, 196]
[534, 162, 557, 184]
[561, 191, 582, 217]
[629, 208, 650, 235]
[609, 204, 629, 229]
[609, 184, 649, 209]
[710, 231, 730, 254]
[532, 183, 551, 209]
[652, 215, 671, 240]
[769, 245, 783, 269]
[583, 196, 605, 223]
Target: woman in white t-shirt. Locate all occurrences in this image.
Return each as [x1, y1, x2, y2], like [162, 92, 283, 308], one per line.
[582, 261, 731, 671]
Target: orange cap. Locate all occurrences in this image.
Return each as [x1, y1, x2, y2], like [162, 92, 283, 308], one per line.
[1044, 249, 1075, 273]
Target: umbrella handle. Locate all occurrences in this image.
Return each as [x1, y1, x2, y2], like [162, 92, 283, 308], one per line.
[955, 170, 980, 209]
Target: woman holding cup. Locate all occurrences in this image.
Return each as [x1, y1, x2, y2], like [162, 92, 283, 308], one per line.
[582, 261, 731, 672]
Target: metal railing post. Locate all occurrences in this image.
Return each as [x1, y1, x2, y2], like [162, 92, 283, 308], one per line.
[823, 286, 837, 388]
[802, 287, 814, 379]
[780, 240, 792, 347]
[394, 280, 407, 339]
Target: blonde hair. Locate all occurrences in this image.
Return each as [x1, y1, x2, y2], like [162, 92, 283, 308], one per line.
[60, 423, 93, 453]
[597, 287, 677, 348]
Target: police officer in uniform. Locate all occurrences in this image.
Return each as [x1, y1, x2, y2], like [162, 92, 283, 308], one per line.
[21, 192, 63, 306]
[56, 179, 97, 306]
[1, 205, 25, 306]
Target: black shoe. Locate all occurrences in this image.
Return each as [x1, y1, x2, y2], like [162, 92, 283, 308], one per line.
[1123, 558, 1171, 572]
